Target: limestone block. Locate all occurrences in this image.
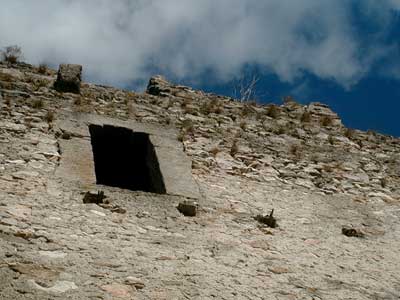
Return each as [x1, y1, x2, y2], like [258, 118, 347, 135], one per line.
[54, 64, 82, 93]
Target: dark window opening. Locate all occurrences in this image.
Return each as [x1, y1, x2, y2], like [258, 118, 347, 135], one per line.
[88, 124, 166, 194]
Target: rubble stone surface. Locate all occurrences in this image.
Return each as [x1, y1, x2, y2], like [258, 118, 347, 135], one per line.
[0, 61, 400, 299]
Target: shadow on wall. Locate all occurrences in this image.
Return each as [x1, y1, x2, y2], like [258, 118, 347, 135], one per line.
[88, 124, 166, 194]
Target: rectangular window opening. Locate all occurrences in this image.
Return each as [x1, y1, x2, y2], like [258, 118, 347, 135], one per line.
[88, 124, 166, 194]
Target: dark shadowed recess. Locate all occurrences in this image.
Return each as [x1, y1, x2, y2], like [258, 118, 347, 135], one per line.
[88, 124, 166, 194]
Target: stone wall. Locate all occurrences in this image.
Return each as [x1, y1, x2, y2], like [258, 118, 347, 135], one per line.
[0, 61, 399, 299]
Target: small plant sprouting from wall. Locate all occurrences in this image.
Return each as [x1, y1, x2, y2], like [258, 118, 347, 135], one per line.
[344, 128, 355, 139]
[321, 116, 333, 127]
[178, 119, 195, 142]
[38, 63, 48, 74]
[356, 139, 363, 148]
[275, 126, 286, 135]
[209, 146, 220, 157]
[289, 144, 302, 161]
[182, 119, 194, 133]
[183, 104, 195, 115]
[4, 96, 11, 109]
[1, 45, 22, 64]
[201, 98, 223, 115]
[239, 120, 247, 131]
[0, 72, 14, 82]
[177, 130, 185, 142]
[31, 99, 44, 109]
[380, 177, 388, 188]
[322, 164, 334, 173]
[127, 101, 137, 118]
[33, 78, 49, 91]
[230, 139, 239, 157]
[266, 104, 280, 119]
[283, 95, 296, 104]
[74, 96, 82, 106]
[241, 103, 255, 117]
[181, 97, 192, 109]
[44, 110, 55, 123]
[300, 111, 311, 123]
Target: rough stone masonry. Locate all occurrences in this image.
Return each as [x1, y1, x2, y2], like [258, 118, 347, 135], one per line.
[54, 64, 82, 94]
[0, 61, 399, 299]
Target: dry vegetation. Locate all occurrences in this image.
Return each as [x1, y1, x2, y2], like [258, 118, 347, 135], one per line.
[1, 45, 22, 64]
[266, 104, 280, 118]
[300, 111, 311, 123]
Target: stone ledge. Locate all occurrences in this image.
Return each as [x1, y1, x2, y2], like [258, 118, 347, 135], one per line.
[55, 113, 201, 199]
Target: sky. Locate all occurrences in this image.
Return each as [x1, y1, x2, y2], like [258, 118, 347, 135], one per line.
[1, 1, 400, 136]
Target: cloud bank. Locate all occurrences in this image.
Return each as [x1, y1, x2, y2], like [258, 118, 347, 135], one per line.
[0, 0, 399, 89]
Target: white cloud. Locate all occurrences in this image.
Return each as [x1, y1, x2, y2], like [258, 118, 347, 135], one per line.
[0, 0, 398, 89]
[387, 0, 400, 9]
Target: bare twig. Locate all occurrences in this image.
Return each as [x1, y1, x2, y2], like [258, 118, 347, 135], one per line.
[233, 74, 260, 103]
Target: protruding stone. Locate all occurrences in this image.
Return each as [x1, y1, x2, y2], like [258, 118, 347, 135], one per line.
[28, 280, 78, 294]
[254, 209, 277, 228]
[177, 200, 197, 217]
[124, 276, 145, 290]
[146, 75, 171, 96]
[83, 191, 106, 204]
[306, 102, 343, 127]
[54, 64, 82, 94]
[342, 226, 365, 238]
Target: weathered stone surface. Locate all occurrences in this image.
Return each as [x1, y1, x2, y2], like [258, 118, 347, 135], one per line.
[54, 64, 82, 93]
[9, 263, 61, 281]
[100, 283, 133, 298]
[55, 137, 96, 186]
[1, 61, 400, 299]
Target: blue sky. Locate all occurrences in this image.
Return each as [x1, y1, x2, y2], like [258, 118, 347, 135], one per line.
[182, 3, 400, 137]
[1, 1, 400, 136]
[194, 70, 400, 137]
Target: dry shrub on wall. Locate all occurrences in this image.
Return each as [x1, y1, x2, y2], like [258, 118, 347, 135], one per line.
[344, 128, 355, 139]
[266, 104, 280, 119]
[38, 63, 48, 74]
[300, 111, 311, 123]
[1, 45, 22, 64]
[321, 116, 333, 127]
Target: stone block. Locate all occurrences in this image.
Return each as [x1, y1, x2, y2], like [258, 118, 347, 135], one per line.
[254, 209, 277, 228]
[54, 64, 82, 93]
[83, 191, 106, 204]
[146, 75, 170, 96]
[342, 226, 365, 238]
[177, 200, 197, 217]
